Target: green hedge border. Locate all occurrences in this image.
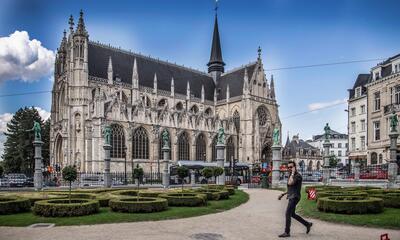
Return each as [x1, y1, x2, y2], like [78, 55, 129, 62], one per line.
[317, 191, 368, 200]
[158, 193, 207, 207]
[317, 196, 383, 214]
[109, 197, 168, 213]
[33, 198, 99, 217]
[0, 197, 31, 215]
[369, 193, 400, 208]
[110, 190, 139, 197]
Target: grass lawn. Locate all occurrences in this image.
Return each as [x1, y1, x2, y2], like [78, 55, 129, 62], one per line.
[0, 190, 249, 227]
[297, 189, 400, 229]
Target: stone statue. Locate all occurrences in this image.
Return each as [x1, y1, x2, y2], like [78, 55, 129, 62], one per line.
[273, 127, 280, 145]
[30, 121, 41, 141]
[217, 127, 225, 144]
[390, 113, 398, 132]
[103, 125, 111, 145]
[162, 129, 169, 148]
[324, 123, 331, 141]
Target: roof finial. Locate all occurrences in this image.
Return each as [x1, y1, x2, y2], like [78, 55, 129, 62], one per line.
[68, 15, 74, 33]
[257, 46, 262, 61]
[215, 0, 219, 15]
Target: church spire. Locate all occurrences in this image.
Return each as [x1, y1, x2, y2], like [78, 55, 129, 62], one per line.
[75, 10, 88, 36]
[270, 74, 275, 99]
[207, 4, 225, 82]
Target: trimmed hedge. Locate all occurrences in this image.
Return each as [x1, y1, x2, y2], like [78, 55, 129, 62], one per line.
[0, 197, 31, 215]
[207, 185, 236, 195]
[94, 193, 120, 207]
[109, 197, 168, 213]
[47, 192, 96, 199]
[369, 193, 400, 208]
[138, 191, 163, 198]
[110, 190, 139, 197]
[158, 193, 207, 207]
[305, 185, 341, 193]
[317, 191, 368, 200]
[8, 193, 68, 206]
[341, 186, 380, 192]
[33, 198, 99, 217]
[195, 189, 220, 200]
[317, 196, 383, 214]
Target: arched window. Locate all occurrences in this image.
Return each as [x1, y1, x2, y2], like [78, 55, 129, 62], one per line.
[158, 99, 167, 108]
[196, 133, 206, 161]
[299, 160, 305, 171]
[110, 124, 126, 158]
[371, 152, 378, 165]
[226, 136, 235, 162]
[307, 161, 313, 171]
[378, 154, 383, 164]
[142, 95, 151, 108]
[211, 135, 218, 161]
[177, 132, 190, 160]
[257, 106, 269, 126]
[316, 161, 321, 170]
[132, 127, 149, 159]
[190, 105, 199, 114]
[158, 129, 171, 160]
[176, 102, 183, 111]
[205, 107, 213, 117]
[233, 110, 240, 133]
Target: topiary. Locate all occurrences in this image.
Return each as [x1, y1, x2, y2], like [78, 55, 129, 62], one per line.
[109, 197, 168, 213]
[316, 191, 368, 200]
[133, 165, 144, 191]
[201, 167, 214, 186]
[177, 166, 189, 194]
[213, 167, 224, 184]
[33, 198, 99, 217]
[0, 196, 31, 214]
[317, 196, 383, 214]
[369, 192, 400, 208]
[158, 192, 207, 207]
[62, 165, 78, 203]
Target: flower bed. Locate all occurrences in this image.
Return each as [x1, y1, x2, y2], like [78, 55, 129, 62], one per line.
[317, 196, 383, 214]
[33, 199, 99, 217]
[158, 193, 207, 207]
[0, 197, 31, 215]
[109, 197, 168, 213]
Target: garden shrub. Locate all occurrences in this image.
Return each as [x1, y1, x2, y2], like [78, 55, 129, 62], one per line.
[158, 193, 207, 207]
[109, 197, 168, 213]
[305, 185, 341, 193]
[33, 198, 99, 217]
[11, 193, 68, 206]
[317, 196, 383, 214]
[317, 191, 368, 200]
[195, 189, 220, 200]
[369, 193, 400, 208]
[94, 193, 120, 207]
[138, 191, 163, 198]
[207, 184, 235, 195]
[0, 196, 31, 215]
[47, 192, 96, 199]
[341, 186, 380, 192]
[110, 190, 139, 197]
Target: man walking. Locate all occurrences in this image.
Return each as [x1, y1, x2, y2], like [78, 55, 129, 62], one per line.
[278, 161, 312, 238]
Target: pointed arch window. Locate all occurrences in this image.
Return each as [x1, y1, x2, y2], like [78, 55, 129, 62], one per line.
[177, 132, 190, 160]
[196, 133, 206, 161]
[132, 127, 149, 159]
[110, 124, 126, 158]
[257, 106, 269, 126]
[233, 111, 240, 133]
[226, 136, 235, 162]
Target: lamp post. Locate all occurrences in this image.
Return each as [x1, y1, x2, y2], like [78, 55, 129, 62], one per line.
[124, 145, 127, 185]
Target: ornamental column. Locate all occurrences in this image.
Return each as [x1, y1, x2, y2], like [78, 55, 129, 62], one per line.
[30, 121, 43, 190]
[216, 127, 226, 185]
[161, 130, 170, 188]
[322, 123, 331, 185]
[388, 112, 399, 188]
[103, 125, 112, 188]
[272, 128, 282, 188]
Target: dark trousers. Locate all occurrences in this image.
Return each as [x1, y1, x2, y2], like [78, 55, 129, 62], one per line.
[285, 197, 309, 234]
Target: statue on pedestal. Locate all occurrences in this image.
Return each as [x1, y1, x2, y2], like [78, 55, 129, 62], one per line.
[103, 125, 111, 145]
[27, 121, 41, 141]
[217, 127, 225, 144]
[324, 123, 331, 141]
[273, 127, 280, 146]
[390, 113, 398, 133]
[162, 129, 169, 148]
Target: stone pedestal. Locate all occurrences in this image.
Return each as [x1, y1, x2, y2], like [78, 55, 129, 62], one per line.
[388, 132, 399, 188]
[162, 146, 170, 188]
[271, 144, 282, 188]
[322, 141, 331, 185]
[353, 160, 360, 182]
[190, 170, 196, 186]
[103, 144, 112, 188]
[33, 140, 43, 190]
[216, 143, 226, 185]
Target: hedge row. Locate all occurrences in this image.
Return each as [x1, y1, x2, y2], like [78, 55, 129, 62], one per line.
[369, 193, 400, 208]
[305, 185, 341, 193]
[138, 191, 163, 198]
[110, 190, 139, 197]
[317, 196, 383, 214]
[109, 197, 168, 213]
[0, 197, 31, 215]
[316, 191, 368, 200]
[158, 193, 207, 207]
[33, 198, 99, 217]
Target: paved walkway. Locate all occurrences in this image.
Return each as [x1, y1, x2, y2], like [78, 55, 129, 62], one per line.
[1, 189, 399, 240]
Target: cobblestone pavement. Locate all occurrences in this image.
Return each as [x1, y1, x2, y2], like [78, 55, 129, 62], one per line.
[1, 189, 399, 240]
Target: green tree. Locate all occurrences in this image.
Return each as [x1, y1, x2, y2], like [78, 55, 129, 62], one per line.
[2, 107, 43, 175]
[62, 165, 78, 203]
[133, 164, 144, 191]
[41, 118, 51, 167]
[213, 167, 224, 184]
[0, 165, 4, 178]
[201, 167, 213, 187]
[329, 155, 339, 167]
[177, 166, 189, 194]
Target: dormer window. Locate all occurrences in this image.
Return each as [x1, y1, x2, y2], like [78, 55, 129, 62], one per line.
[355, 87, 362, 98]
[374, 71, 380, 80]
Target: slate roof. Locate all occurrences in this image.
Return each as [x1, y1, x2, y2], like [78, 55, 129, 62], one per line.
[348, 73, 370, 99]
[284, 137, 318, 156]
[312, 130, 348, 141]
[207, 15, 225, 70]
[217, 62, 257, 100]
[88, 42, 216, 101]
[373, 53, 400, 79]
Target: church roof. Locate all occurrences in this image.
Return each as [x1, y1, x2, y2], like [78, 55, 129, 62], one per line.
[88, 42, 216, 101]
[217, 62, 257, 100]
[207, 14, 225, 73]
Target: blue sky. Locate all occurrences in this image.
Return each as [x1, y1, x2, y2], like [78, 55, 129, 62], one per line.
[1, 0, 400, 143]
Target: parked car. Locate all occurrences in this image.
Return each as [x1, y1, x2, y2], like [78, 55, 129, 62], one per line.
[0, 177, 9, 187]
[79, 174, 104, 187]
[302, 172, 323, 182]
[7, 173, 27, 187]
[24, 177, 34, 187]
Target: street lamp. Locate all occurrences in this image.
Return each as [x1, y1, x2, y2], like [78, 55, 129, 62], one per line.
[123, 145, 127, 185]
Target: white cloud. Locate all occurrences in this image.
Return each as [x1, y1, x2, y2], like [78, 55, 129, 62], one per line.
[0, 30, 55, 82]
[35, 107, 51, 121]
[308, 98, 347, 111]
[0, 113, 13, 133]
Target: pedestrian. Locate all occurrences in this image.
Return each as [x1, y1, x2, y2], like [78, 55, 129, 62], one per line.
[278, 161, 312, 238]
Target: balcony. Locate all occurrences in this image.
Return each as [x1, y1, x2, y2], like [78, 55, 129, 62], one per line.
[383, 103, 400, 115]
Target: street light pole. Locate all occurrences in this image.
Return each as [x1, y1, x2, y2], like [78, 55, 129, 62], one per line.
[124, 146, 127, 185]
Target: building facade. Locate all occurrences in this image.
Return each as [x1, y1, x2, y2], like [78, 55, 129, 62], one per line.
[50, 11, 281, 172]
[308, 130, 348, 166]
[283, 134, 322, 170]
[365, 54, 400, 165]
[348, 74, 369, 165]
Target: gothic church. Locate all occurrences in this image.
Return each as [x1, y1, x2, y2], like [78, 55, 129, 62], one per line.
[50, 10, 281, 172]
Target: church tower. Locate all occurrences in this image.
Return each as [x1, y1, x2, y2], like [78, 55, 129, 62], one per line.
[207, 10, 225, 84]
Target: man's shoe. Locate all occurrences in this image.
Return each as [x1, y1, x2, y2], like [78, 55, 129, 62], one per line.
[306, 222, 313, 234]
[278, 233, 290, 238]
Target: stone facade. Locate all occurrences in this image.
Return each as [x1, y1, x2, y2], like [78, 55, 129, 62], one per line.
[308, 130, 348, 166]
[283, 134, 322, 170]
[49, 11, 281, 172]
